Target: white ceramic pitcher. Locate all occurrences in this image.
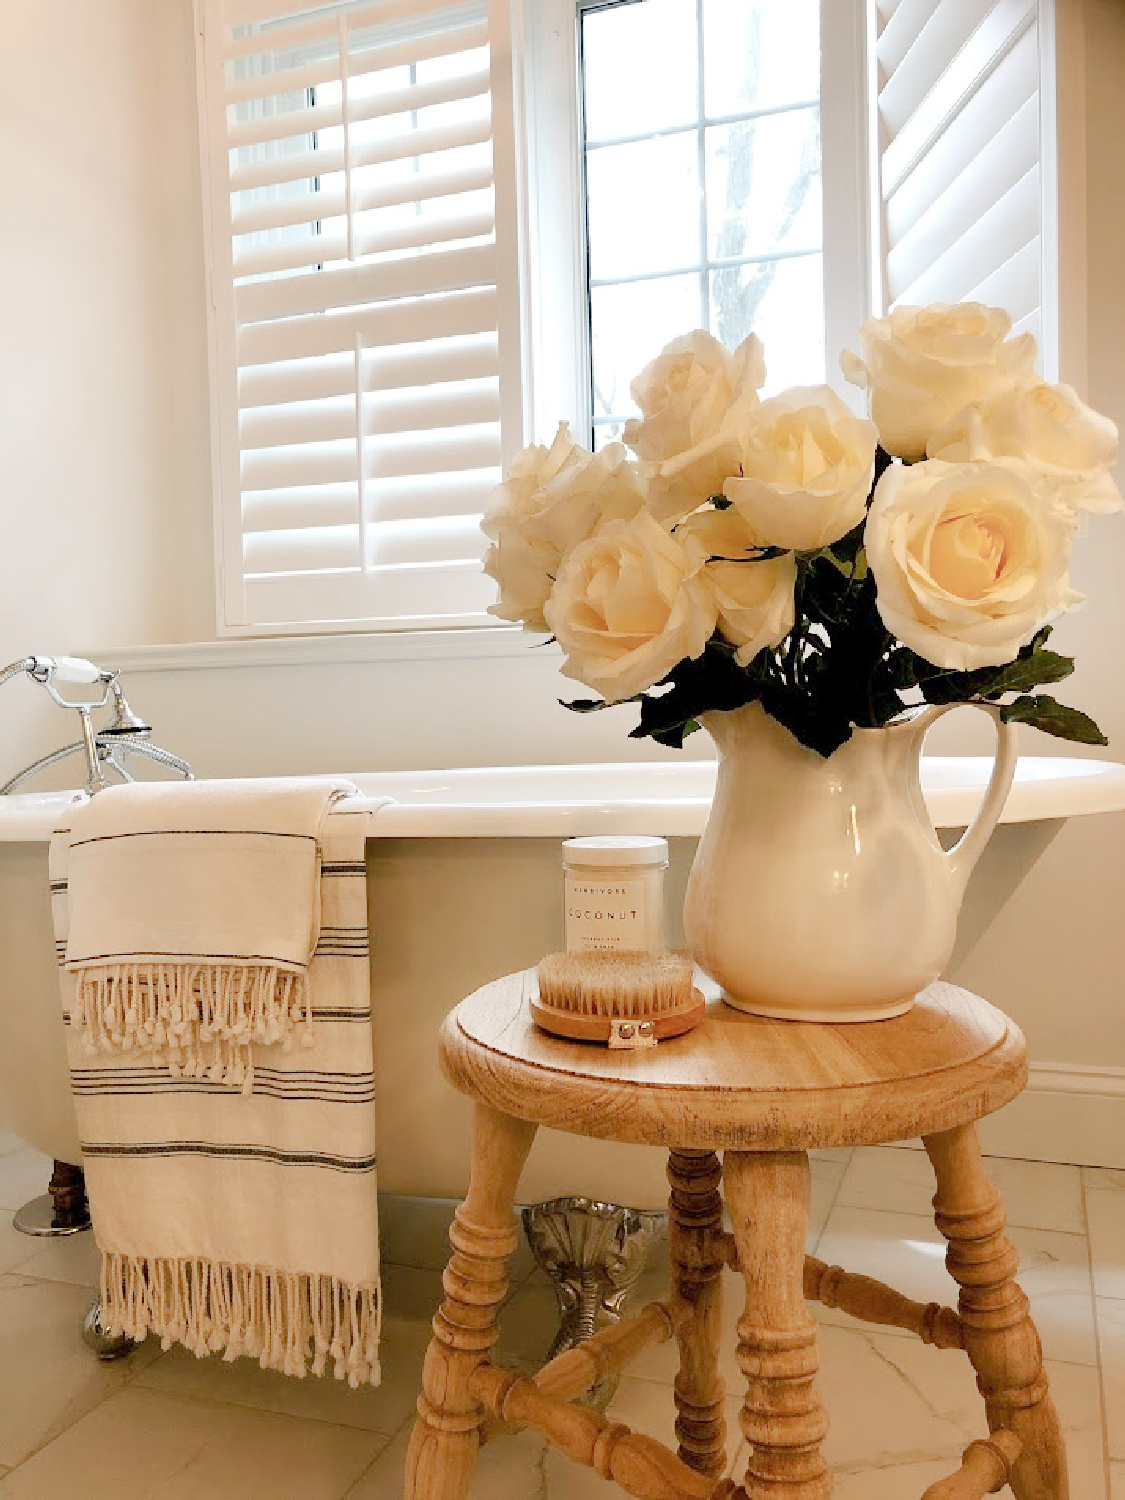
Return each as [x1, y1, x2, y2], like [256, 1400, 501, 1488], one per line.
[682, 700, 1019, 1022]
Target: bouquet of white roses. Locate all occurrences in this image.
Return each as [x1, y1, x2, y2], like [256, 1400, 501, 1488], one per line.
[481, 304, 1121, 756]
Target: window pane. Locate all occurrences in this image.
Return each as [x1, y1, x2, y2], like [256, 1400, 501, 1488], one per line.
[706, 109, 821, 261]
[702, 0, 820, 116]
[583, 0, 699, 141]
[711, 253, 824, 390]
[587, 134, 700, 280]
[581, 0, 826, 439]
[590, 274, 703, 430]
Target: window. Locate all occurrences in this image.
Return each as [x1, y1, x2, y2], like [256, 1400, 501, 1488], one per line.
[195, 0, 1064, 637]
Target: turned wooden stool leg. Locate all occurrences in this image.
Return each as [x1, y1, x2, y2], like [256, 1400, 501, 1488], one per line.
[668, 1148, 727, 1479]
[924, 1125, 1068, 1500]
[724, 1151, 830, 1500]
[405, 1103, 538, 1500]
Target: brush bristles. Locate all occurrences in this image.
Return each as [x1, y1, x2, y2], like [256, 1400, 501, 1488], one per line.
[536, 950, 694, 1019]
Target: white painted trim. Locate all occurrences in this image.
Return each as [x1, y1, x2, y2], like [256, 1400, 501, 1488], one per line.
[821, 0, 874, 397]
[194, 0, 248, 632]
[518, 0, 587, 441]
[1038, 0, 1088, 394]
[82, 625, 552, 673]
[1027, 1061, 1125, 1098]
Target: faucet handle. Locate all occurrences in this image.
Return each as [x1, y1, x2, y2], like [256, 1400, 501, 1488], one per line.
[50, 656, 105, 685]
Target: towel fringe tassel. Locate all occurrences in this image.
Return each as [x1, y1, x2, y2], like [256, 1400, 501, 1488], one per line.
[72, 961, 315, 1092]
[100, 1251, 381, 1387]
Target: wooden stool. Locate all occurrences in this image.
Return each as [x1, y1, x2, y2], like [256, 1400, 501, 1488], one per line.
[405, 971, 1067, 1500]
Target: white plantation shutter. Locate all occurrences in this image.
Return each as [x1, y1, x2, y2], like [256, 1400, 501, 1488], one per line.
[872, 0, 1051, 353]
[196, 0, 524, 633]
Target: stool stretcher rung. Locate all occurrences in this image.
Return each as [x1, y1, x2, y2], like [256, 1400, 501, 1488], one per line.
[920, 1431, 1023, 1498]
[803, 1256, 964, 1348]
[533, 1300, 677, 1403]
[468, 1362, 721, 1500]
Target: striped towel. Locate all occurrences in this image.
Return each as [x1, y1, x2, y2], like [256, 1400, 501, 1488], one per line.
[50, 789, 384, 1385]
[62, 778, 356, 1091]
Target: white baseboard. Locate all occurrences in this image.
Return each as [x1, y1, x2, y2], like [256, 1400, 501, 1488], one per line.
[976, 1062, 1125, 1168]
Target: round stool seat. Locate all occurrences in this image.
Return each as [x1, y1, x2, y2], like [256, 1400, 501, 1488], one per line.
[439, 969, 1028, 1151]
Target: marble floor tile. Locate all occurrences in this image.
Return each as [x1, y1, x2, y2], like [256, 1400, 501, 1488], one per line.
[807, 1154, 848, 1250]
[132, 1310, 433, 1436]
[835, 1145, 1085, 1233]
[814, 1204, 1098, 1365]
[0, 1385, 387, 1500]
[0, 1150, 52, 1214]
[8, 1227, 100, 1288]
[1045, 1359, 1111, 1500]
[831, 1458, 967, 1497]
[1087, 1183, 1125, 1301]
[1099, 1297, 1125, 1462]
[344, 1423, 551, 1500]
[0, 1273, 134, 1469]
[816, 1323, 977, 1471]
[0, 1219, 38, 1276]
[1084, 1166, 1125, 1195]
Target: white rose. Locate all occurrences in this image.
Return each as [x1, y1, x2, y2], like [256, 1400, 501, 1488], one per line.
[841, 303, 1038, 461]
[482, 423, 647, 630]
[927, 380, 1123, 515]
[865, 459, 1081, 671]
[641, 432, 742, 525]
[623, 329, 766, 463]
[544, 510, 718, 702]
[679, 507, 796, 665]
[721, 386, 878, 550]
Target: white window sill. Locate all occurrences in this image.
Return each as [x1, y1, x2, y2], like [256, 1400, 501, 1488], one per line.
[86, 626, 558, 674]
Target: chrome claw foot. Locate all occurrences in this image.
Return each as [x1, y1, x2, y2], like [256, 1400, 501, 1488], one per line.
[81, 1301, 134, 1361]
[522, 1197, 664, 1409]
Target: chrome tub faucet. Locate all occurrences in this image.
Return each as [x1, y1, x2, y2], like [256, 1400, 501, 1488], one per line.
[0, 655, 193, 795]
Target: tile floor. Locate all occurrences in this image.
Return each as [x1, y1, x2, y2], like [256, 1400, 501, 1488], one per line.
[0, 1130, 1121, 1498]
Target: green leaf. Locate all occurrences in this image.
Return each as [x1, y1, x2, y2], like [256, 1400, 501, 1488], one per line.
[999, 695, 1108, 745]
[560, 696, 611, 713]
[980, 650, 1075, 698]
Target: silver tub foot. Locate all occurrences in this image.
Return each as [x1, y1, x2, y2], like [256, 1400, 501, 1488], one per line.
[522, 1197, 664, 1408]
[13, 1160, 91, 1237]
[82, 1301, 134, 1361]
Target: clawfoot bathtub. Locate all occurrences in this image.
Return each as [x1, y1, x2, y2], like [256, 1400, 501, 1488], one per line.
[3, 755, 1125, 1216]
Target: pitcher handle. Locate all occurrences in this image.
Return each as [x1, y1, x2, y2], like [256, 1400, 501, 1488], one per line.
[911, 702, 1019, 895]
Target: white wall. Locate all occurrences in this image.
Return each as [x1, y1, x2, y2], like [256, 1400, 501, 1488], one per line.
[1, 0, 1123, 1161]
[0, 0, 212, 775]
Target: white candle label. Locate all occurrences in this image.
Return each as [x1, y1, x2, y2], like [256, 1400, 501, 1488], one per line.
[565, 876, 648, 952]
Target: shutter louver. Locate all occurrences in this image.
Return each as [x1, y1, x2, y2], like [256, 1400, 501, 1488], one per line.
[198, 0, 521, 632]
[873, 0, 1046, 351]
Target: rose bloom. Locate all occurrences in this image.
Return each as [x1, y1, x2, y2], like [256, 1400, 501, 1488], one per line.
[624, 329, 766, 462]
[624, 330, 765, 521]
[842, 303, 1037, 461]
[722, 386, 878, 550]
[927, 380, 1123, 515]
[679, 506, 796, 665]
[865, 459, 1081, 671]
[544, 510, 718, 702]
[482, 423, 647, 630]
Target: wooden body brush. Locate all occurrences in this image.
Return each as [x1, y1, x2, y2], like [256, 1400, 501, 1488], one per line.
[532, 950, 705, 1047]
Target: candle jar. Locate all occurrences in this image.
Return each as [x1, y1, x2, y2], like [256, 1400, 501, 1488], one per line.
[562, 836, 668, 955]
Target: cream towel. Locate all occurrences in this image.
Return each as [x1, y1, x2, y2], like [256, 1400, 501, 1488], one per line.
[51, 795, 384, 1385]
[64, 778, 356, 1091]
